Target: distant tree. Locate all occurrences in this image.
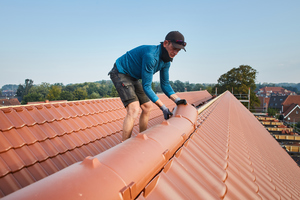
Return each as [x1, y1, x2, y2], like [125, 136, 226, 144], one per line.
[89, 92, 101, 99]
[16, 84, 23, 98]
[16, 79, 34, 100]
[206, 85, 213, 94]
[86, 82, 99, 96]
[47, 85, 62, 100]
[73, 88, 88, 100]
[32, 83, 51, 99]
[193, 83, 202, 91]
[22, 92, 44, 104]
[267, 107, 278, 117]
[110, 85, 119, 97]
[174, 80, 185, 92]
[60, 91, 74, 101]
[64, 84, 76, 92]
[214, 65, 260, 109]
[0, 90, 2, 96]
[184, 81, 192, 91]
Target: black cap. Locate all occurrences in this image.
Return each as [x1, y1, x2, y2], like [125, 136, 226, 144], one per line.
[165, 31, 186, 51]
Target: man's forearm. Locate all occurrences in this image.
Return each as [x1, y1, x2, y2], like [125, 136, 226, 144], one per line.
[155, 99, 164, 108]
[169, 94, 179, 102]
[155, 94, 179, 108]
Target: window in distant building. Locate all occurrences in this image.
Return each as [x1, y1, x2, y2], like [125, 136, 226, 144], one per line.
[296, 111, 299, 115]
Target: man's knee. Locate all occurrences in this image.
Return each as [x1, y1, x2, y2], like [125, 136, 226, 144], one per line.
[141, 101, 152, 114]
[126, 102, 140, 118]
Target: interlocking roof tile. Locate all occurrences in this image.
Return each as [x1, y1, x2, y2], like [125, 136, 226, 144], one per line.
[4, 91, 297, 199]
[25, 106, 47, 125]
[12, 107, 36, 127]
[1, 108, 25, 129]
[26, 163, 48, 181]
[12, 169, 35, 188]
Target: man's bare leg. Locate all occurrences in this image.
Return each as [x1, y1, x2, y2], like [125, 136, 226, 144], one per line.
[122, 101, 140, 141]
[139, 101, 153, 132]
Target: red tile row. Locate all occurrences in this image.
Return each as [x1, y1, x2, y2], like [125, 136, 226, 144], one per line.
[0, 99, 126, 132]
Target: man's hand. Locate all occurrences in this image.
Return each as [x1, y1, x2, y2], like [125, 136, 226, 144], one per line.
[174, 98, 187, 105]
[160, 105, 173, 120]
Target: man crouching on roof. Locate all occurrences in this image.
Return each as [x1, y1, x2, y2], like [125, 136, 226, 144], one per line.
[108, 31, 188, 141]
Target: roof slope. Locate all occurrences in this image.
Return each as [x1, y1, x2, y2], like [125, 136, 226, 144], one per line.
[282, 95, 300, 106]
[282, 95, 300, 113]
[0, 91, 212, 198]
[0, 99, 20, 107]
[2, 91, 300, 200]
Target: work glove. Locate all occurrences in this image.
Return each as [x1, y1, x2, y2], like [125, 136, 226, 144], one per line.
[174, 98, 187, 105]
[160, 104, 173, 120]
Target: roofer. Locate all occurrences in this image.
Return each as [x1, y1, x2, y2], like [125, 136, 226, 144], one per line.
[108, 31, 188, 141]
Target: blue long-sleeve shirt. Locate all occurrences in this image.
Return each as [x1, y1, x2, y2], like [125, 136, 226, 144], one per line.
[115, 44, 175, 103]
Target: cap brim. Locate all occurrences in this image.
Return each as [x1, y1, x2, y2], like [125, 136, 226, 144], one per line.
[172, 42, 186, 52]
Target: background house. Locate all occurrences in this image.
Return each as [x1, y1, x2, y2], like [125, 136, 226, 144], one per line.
[0, 98, 20, 107]
[282, 95, 300, 113]
[268, 96, 288, 113]
[256, 86, 296, 97]
[281, 95, 300, 123]
[283, 104, 300, 124]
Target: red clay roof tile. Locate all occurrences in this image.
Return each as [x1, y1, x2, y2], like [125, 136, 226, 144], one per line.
[69, 148, 85, 161]
[34, 105, 55, 122]
[12, 169, 36, 188]
[13, 106, 37, 127]
[27, 125, 48, 141]
[60, 151, 77, 165]
[50, 155, 68, 170]
[26, 163, 48, 181]
[2, 129, 26, 148]
[0, 110, 14, 131]
[0, 149, 25, 172]
[25, 106, 47, 124]
[44, 104, 64, 120]
[39, 159, 59, 175]
[1, 108, 25, 129]
[14, 146, 37, 166]
[0, 157, 10, 177]
[0, 174, 21, 197]
[0, 133, 12, 153]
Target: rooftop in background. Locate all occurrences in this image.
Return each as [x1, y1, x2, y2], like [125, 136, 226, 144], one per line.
[256, 86, 296, 97]
[0, 98, 20, 107]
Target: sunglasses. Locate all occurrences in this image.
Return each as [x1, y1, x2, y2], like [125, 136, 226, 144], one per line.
[170, 39, 187, 47]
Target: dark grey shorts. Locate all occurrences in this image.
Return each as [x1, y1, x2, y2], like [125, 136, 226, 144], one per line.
[109, 64, 150, 108]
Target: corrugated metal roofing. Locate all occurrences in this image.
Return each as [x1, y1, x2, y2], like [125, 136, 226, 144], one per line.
[1, 91, 300, 199]
[0, 91, 212, 198]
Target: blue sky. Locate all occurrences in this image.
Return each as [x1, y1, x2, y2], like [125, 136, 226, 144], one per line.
[1, 0, 299, 88]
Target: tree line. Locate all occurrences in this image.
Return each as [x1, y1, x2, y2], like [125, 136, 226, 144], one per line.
[14, 79, 214, 104]
[2, 65, 299, 110]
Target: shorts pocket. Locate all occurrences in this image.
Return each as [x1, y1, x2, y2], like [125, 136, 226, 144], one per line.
[117, 81, 136, 101]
